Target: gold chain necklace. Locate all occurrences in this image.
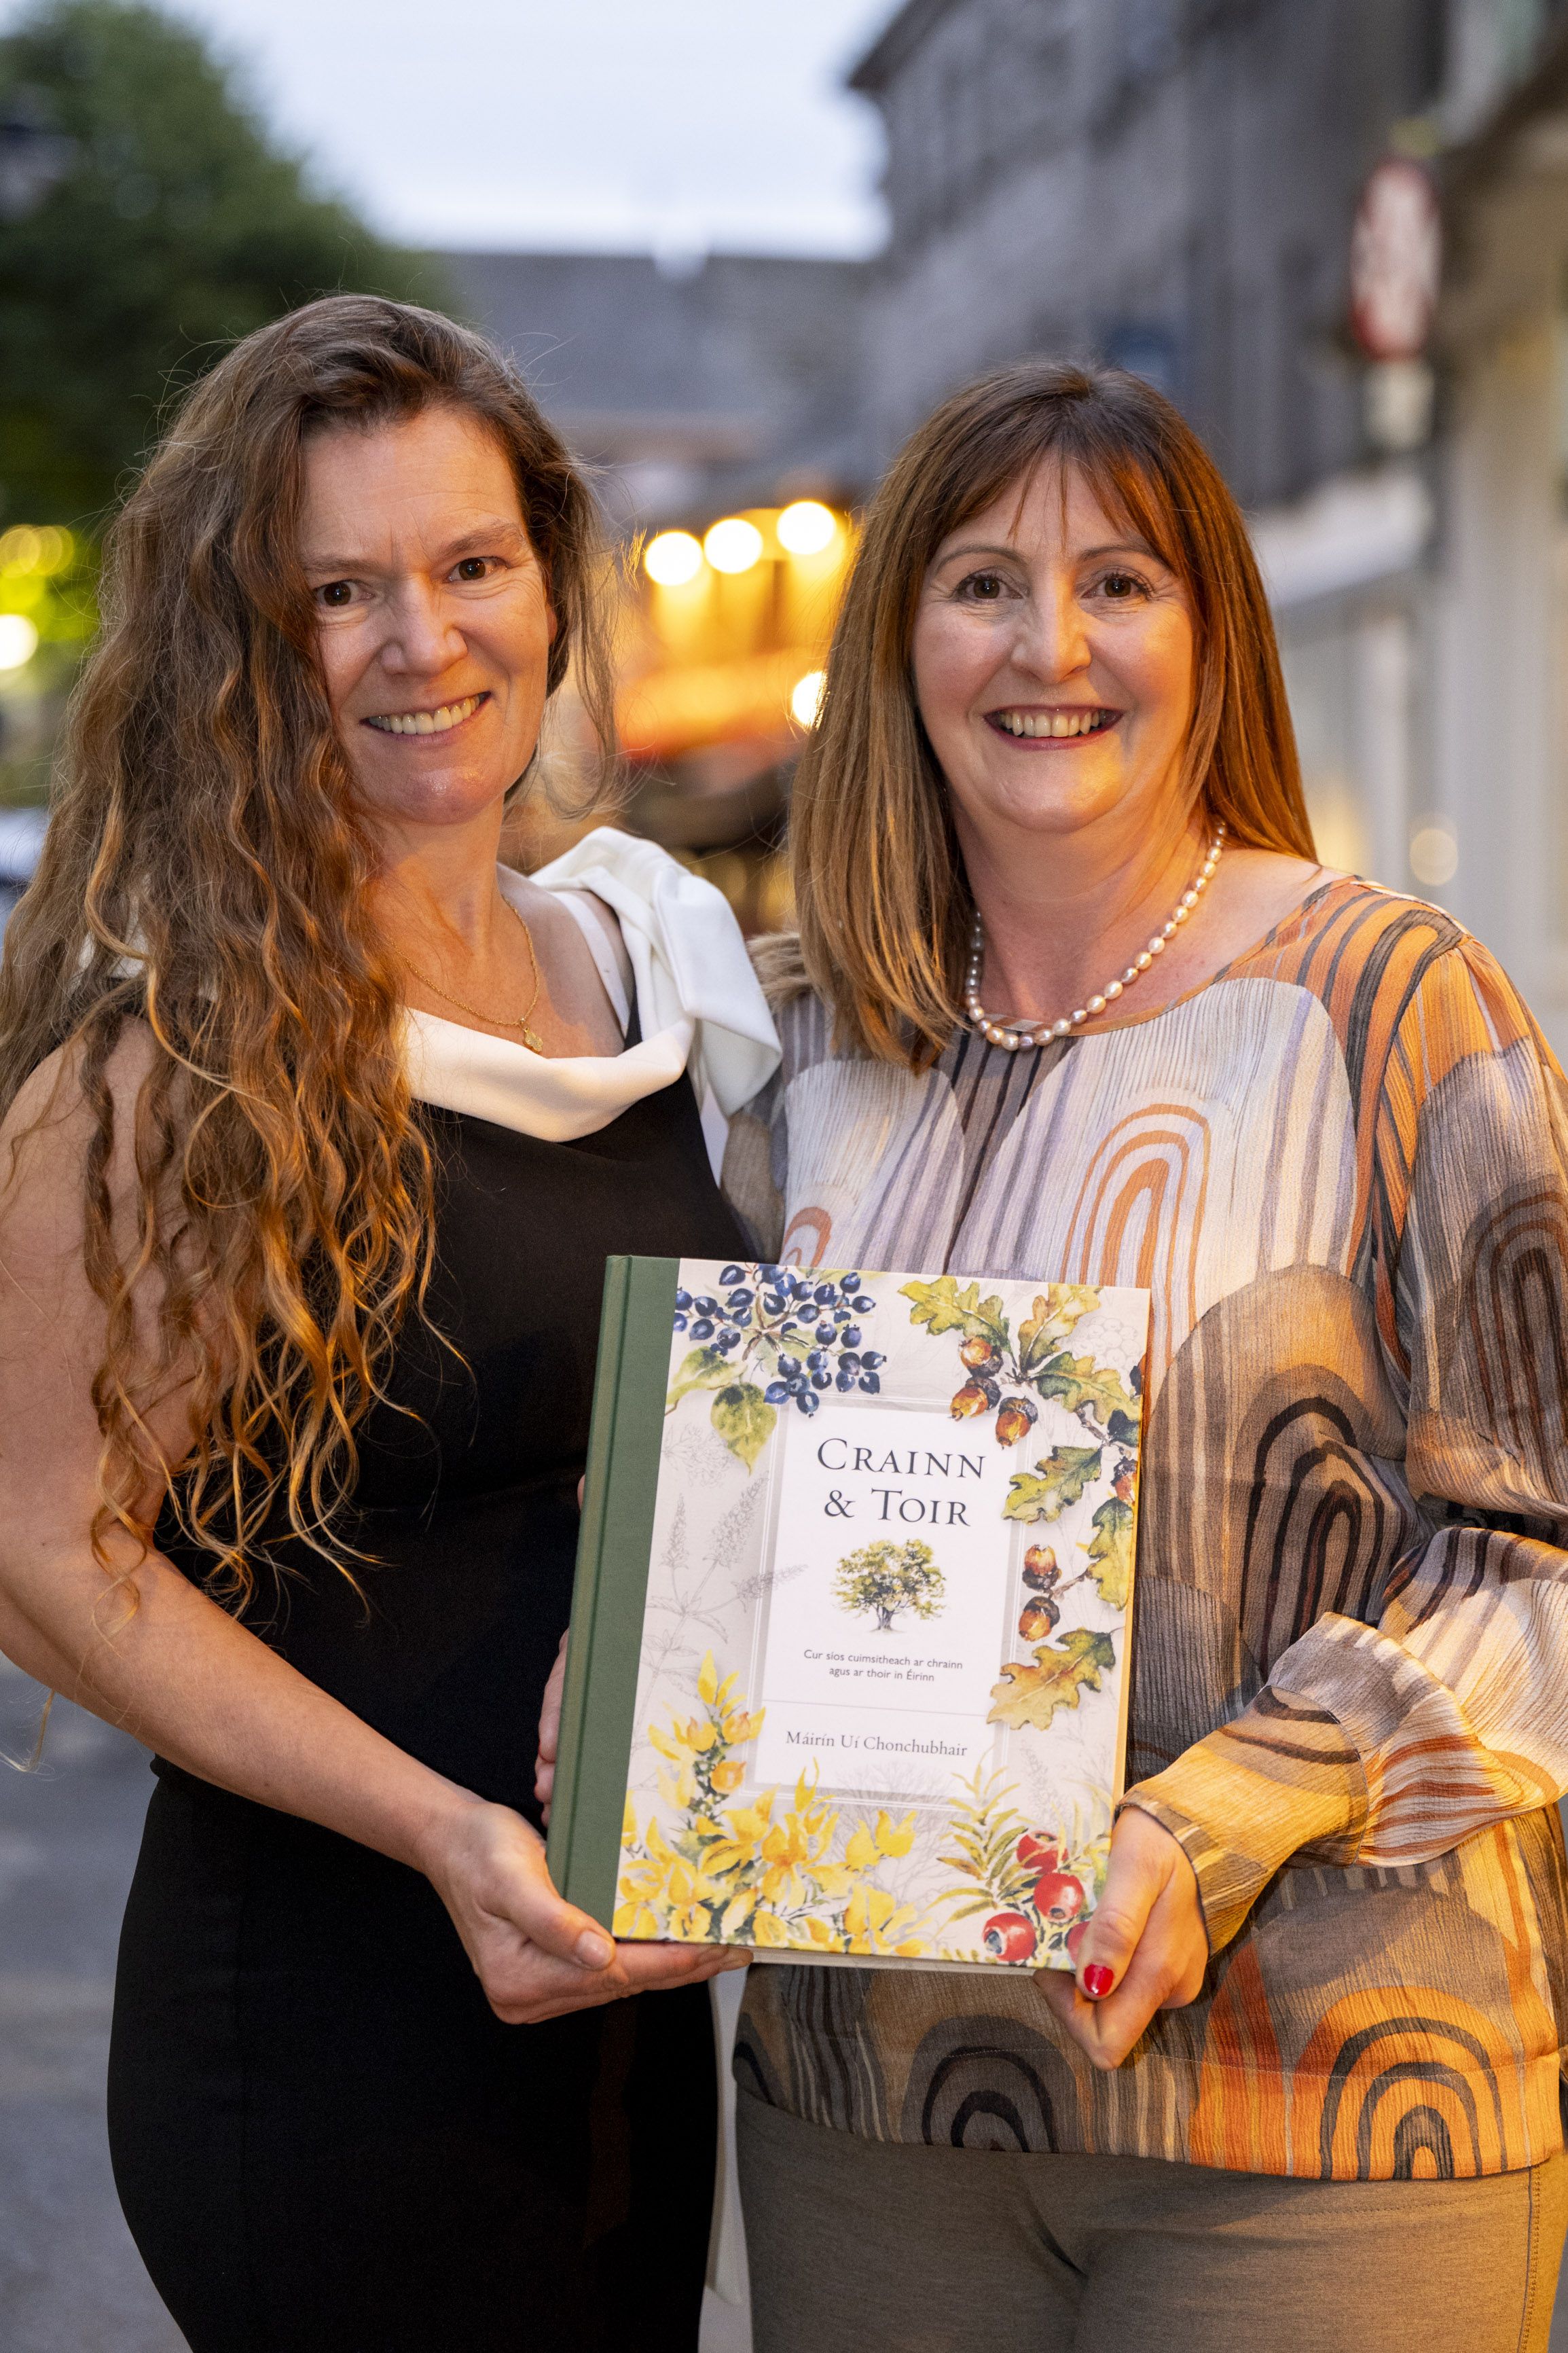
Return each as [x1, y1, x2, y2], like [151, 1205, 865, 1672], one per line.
[405, 899, 545, 1053]
[965, 823, 1226, 1051]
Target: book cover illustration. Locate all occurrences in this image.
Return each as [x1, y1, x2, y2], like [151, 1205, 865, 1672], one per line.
[615, 1259, 1150, 1971]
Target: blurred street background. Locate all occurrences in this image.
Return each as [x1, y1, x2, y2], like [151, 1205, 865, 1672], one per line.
[5, 0, 1568, 2346]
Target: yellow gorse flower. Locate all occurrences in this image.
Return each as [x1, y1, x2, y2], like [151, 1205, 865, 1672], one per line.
[617, 1664, 928, 1958]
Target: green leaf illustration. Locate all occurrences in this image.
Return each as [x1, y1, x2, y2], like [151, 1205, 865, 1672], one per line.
[667, 1345, 731, 1407]
[1107, 1407, 1142, 1448]
[1003, 1444, 1103, 1522]
[1017, 1287, 1101, 1374]
[710, 1382, 776, 1473]
[901, 1276, 1008, 1346]
[987, 1627, 1117, 1730]
[1085, 1495, 1135, 1609]
[1033, 1352, 1137, 1430]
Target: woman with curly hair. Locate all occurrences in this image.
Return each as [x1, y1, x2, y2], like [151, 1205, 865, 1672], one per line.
[0, 295, 769, 2352]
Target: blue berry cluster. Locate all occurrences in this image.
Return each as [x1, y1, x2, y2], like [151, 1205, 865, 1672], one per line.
[672, 1263, 884, 1419]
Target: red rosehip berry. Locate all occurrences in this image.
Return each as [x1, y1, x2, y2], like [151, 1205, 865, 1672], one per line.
[1015, 1833, 1059, 1874]
[981, 1911, 1038, 1964]
[1034, 1870, 1087, 1924]
[1064, 1920, 1089, 1962]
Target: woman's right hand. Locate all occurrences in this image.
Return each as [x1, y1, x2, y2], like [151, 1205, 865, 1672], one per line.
[417, 1791, 748, 2024]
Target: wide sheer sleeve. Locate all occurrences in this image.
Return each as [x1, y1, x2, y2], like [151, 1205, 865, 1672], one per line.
[1125, 938, 1568, 1951]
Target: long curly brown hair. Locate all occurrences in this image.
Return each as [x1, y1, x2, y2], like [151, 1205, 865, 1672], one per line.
[0, 295, 617, 1600]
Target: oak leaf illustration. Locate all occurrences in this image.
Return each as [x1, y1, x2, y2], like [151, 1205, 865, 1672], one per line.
[1002, 1443, 1103, 1522]
[1085, 1494, 1135, 1609]
[987, 1627, 1118, 1730]
[1017, 1287, 1100, 1371]
[901, 1275, 1008, 1346]
[1032, 1352, 1138, 1430]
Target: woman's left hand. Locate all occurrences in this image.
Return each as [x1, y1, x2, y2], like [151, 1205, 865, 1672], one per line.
[1034, 1806, 1208, 2068]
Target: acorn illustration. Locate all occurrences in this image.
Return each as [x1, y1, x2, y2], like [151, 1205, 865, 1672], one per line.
[960, 1334, 1000, 1372]
[1033, 1870, 1087, 1924]
[950, 1376, 1000, 1419]
[995, 1394, 1040, 1448]
[1017, 1596, 1060, 1641]
[1113, 1454, 1137, 1502]
[1021, 1545, 1059, 1592]
[982, 1911, 1038, 1963]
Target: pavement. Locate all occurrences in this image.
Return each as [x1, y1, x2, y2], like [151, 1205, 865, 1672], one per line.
[1, 1646, 1563, 2350]
[0, 1657, 184, 2352]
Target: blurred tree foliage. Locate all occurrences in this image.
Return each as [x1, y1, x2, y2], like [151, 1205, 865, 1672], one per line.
[0, 0, 445, 525]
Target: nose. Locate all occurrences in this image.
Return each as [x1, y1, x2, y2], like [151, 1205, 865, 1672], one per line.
[1013, 575, 1093, 685]
[378, 578, 467, 675]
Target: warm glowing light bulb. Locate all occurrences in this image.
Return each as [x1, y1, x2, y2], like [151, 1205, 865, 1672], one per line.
[704, 517, 764, 574]
[0, 614, 39, 670]
[777, 500, 837, 555]
[644, 531, 704, 587]
[790, 669, 826, 729]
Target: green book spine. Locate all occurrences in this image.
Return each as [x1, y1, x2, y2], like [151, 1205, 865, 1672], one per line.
[547, 1254, 678, 1928]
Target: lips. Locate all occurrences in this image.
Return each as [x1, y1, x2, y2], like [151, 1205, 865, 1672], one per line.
[365, 691, 489, 737]
[987, 707, 1119, 740]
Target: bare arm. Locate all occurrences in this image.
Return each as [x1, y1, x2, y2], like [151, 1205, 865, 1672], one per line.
[0, 1035, 742, 2019]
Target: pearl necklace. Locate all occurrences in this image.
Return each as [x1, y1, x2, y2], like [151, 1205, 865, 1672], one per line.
[964, 823, 1226, 1052]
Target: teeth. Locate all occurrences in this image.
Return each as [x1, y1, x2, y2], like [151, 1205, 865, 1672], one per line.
[368, 694, 484, 736]
[995, 708, 1110, 738]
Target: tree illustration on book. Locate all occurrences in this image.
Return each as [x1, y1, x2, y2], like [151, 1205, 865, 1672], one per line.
[832, 1537, 947, 1634]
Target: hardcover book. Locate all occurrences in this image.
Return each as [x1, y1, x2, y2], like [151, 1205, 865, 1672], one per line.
[547, 1256, 1150, 1972]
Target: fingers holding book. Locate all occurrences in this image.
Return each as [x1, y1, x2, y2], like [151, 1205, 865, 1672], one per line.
[1032, 1805, 1206, 2070]
[535, 1630, 568, 1823]
[418, 1786, 748, 2024]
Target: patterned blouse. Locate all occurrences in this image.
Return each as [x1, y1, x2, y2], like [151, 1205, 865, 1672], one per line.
[720, 880, 1568, 2180]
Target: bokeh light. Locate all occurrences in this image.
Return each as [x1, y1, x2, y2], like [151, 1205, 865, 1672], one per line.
[1408, 821, 1458, 886]
[790, 668, 826, 728]
[0, 614, 40, 669]
[0, 524, 73, 576]
[644, 530, 704, 587]
[704, 516, 764, 574]
[777, 500, 837, 555]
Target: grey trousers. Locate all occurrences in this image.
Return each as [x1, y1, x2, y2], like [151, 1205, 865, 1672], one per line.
[736, 2091, 1568, 2353]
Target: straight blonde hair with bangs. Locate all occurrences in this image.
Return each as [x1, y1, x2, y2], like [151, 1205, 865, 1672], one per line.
[789, 361, 1315, 1068]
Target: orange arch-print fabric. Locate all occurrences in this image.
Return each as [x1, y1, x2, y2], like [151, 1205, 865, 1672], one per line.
[723, 881, 1568, 2178]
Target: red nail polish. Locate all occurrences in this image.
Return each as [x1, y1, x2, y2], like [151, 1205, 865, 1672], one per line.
[1082, 1963, 1114, 1999]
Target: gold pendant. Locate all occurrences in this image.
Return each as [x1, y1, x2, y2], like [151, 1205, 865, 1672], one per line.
[522, 1026, 546, 1054]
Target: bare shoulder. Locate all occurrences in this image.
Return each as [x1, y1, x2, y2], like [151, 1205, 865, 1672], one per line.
[0, 1018, 156, 1224]
[509, 872, 630, 982]
[1203, 848, 1347, 966]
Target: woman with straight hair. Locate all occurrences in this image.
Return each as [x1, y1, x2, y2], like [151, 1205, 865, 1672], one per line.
[721, 361, 1568, 2352]
[0, 294, 769, 2351]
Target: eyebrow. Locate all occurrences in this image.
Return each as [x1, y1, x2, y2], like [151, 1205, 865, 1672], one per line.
[299, 518, 530, 575]
[930, 536, 1167, 567]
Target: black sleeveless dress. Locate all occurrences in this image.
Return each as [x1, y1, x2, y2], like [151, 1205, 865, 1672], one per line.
[107, 1041, 748, 2353]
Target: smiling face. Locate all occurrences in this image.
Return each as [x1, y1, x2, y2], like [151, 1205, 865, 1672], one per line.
[299, 403, 555, 846]
[911, 460, 1197, 874]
